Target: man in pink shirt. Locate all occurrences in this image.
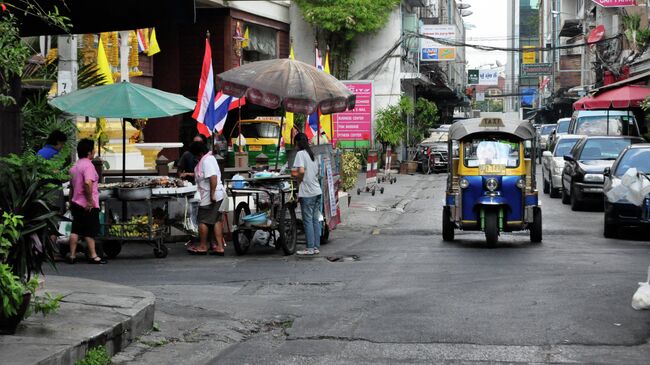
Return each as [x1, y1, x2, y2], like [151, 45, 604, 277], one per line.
[68, 139, 106, 264]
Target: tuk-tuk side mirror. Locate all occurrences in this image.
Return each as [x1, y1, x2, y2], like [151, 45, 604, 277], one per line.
[563, 155, 574, 162]
[604, 167, 611, 177]
[542, 151, 553, 158]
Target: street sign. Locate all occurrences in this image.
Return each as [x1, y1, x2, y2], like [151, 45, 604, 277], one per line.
[476, 92, 485, 102]
[521, 63, 553, 77]
[479, 69, 499, 85]
[523, 46, 536, 64]
[588, 25, 606, 43]
[468, 69, 479, 85]
[591, 0, 637, 7]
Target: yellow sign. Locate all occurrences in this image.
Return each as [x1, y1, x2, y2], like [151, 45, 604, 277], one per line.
[479, 118, 505, 128]
[248, 145, 263, 152]
[479, 164, 507, 175]
[523, 46, 536, 64]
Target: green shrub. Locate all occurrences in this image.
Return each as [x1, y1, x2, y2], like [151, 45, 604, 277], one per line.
[341, 151, 362, 191]
[76, 346, 111, 365]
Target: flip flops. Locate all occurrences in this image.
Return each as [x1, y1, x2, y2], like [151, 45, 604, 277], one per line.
[186, 246, 208, 255]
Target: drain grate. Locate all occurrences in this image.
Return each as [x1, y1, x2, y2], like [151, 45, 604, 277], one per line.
[325, 255, 360, 262]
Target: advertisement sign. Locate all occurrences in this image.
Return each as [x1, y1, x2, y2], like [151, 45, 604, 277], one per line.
[468, 69, 479, 85]
[420, 24, 456, 61]
[333, 81, 373, 142]
[592, 0, 637, 7]
[479, 69, 499, 85]
[521, 63, 553, 77]
[523, 46, 536, 64]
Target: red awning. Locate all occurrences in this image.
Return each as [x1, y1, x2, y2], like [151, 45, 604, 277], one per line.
[573, 85, 650, 110]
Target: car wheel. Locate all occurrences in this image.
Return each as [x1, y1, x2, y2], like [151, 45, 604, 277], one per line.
[484, 208, 499, 247]
[543, 175, 550, 194]
[549, 178, 561, 198]
[561, 180, 570, 205]
[570, 183, 582, 211]
[603, 211, 618, 238]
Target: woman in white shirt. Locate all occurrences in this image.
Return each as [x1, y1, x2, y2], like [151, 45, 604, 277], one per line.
[292, 133, 322, 255]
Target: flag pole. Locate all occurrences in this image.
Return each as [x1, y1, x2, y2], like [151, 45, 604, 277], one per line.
[276, 111, 284, 171]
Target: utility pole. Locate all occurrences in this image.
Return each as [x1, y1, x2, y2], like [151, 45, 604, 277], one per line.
[550, 0, 557, 100]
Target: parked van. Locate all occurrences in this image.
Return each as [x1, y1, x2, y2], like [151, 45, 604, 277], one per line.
[568, 110, 640, 137]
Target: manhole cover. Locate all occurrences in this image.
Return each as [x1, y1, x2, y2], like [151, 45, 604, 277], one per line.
[325, 255, 359, 262]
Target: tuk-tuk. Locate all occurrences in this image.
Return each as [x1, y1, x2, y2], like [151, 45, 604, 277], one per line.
[442, 118, 542, 246]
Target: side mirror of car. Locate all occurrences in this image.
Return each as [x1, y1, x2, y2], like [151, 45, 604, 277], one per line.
[563, 155, 574, 162]
[542, 151, 553, 158]
[604, 167, 611, 177]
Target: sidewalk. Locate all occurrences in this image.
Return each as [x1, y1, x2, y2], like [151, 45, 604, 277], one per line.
[0, 276, 154, 365]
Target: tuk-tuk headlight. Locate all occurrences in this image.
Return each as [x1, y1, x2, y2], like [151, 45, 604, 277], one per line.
[485, 178, 498, 191]
[516, 178, 526, 189]
[459, 178, 470, 189]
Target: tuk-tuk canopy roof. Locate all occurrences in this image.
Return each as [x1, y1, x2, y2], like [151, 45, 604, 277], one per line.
[448, 118, 536, 141]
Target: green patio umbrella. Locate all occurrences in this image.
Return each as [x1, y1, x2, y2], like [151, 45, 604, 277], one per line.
[49, 81, 195, 181]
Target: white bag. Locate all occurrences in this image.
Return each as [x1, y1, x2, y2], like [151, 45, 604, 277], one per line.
[252, 230, 271, 246]
[631, 266, 650, 310]
[58, 210, 73, 237]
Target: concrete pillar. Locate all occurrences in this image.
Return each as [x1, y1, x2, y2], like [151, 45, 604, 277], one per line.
[119, 31, 130, 82]
[155, 155, 169, 176]
[57, 35, 78, 95]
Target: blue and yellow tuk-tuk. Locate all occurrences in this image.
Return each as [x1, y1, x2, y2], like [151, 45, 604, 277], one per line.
[443, 118, 542, 246]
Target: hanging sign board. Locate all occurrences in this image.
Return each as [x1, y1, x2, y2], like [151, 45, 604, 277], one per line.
[420, 24, 456, 61]
[479, 69, 499, 85]
[468, 70, 479, 85]
[523, 46, 536, 64]
[522, 63, 553, 77]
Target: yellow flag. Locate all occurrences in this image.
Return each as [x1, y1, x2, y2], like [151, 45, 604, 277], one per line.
[242, 27, 249, 49]
[320, 50, 332, 141]
[147, 28, 161, 56]
[97, 38, 114, 85]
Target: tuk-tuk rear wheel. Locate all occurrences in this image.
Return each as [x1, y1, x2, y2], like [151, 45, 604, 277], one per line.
[485, 209, 499, 247]
[530, 207, 542, 243]
[442, 206, 454, 241]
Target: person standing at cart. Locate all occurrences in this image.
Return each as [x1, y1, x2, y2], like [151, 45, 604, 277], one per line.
[178, 134, 208, 183]
[292, 133, 322, 255]
[67, 139, 107, 264]
[187, 141, 226, 255]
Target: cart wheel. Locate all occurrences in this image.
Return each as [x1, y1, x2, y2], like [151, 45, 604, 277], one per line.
[357, 188, 361, 195]
[371, 189, 376, 196]
[153, 244, 168, 258]
[102, 240, 122, 259]
[278, 204, 297, 255]
[380, 187, 384, 194]
[320, 221, 330, 245]
[233, 202, 252, 255]
[390, 179, 393, 184]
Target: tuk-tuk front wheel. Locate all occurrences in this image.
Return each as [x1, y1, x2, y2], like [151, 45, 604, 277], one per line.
[530, 207, 542, 243]
[484, 209, 499, 247]
[442, 206, 454, 241]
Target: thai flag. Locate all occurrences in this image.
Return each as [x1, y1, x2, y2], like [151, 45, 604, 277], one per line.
[192, 38, 217, 136]
[305, 47, 324, 139]
[213, 92, 245, 135]
[136, 29, 148, 53]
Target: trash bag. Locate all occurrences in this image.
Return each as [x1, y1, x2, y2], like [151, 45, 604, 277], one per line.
[632, 266, 650, 310]
[252, 230, 271, 246]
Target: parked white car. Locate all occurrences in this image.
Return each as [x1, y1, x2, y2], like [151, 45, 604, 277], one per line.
[542, 134, 584, 198]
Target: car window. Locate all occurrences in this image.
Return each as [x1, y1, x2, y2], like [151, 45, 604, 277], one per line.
[578, 139, 635, 160]
[464, 139, 520, 168]
[553, 138, 579, 157]
[540, 125, 555, 135]
[575, 116, 637, 136]
[556, 120, 569, 133]
[614, 149, 650, 176]
[234, 123, 280, 138]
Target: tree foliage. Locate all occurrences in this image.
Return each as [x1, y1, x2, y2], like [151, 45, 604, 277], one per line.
[375, 96, 413, 148]
[294, 0, 400, 79]
[411, 98, 439, 145]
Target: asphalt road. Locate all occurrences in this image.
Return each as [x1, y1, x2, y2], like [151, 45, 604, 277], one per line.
[51, 169, 650, 364]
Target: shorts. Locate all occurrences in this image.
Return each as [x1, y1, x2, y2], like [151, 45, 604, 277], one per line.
[70, 203, 100, 238]
[197, 201, 223, 225]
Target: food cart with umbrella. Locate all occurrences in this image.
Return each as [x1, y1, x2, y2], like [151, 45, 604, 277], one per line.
[215, 59, 355, 254]
[49, 81, 197, 258]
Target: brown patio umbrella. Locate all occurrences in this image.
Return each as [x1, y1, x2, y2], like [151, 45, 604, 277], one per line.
[216, 59, 356, 169]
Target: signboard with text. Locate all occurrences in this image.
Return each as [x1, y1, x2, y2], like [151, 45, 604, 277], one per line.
[523, 46, 536, 64]
[521, 63, 553, 77]
[468, 69, 479, 85]
[333, 81, 373, 142]
[420, 24, 456, 61]
[479, 69, 499, 85]
[591, 0, 637, 7]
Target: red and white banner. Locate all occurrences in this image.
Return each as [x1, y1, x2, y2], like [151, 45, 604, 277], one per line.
[592, 0, 637, 7]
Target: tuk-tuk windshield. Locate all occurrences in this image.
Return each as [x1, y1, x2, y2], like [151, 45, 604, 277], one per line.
[464, 139, 520, 168]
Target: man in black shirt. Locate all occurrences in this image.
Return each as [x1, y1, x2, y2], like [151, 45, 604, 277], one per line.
[178, 134, 207, 183]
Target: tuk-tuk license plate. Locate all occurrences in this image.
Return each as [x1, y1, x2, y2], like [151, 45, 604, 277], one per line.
[479, 164, 507, 175]
[249, 145, 263, 152]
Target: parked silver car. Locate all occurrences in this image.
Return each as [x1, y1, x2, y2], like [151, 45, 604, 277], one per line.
[541, 135, 583, 198]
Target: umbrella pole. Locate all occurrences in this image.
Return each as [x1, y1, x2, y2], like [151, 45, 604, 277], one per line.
[330, 114, 334, 147]
[238, 105, 243, 153]
[122, 118, 126, 182]
[276, 113, 284, 171]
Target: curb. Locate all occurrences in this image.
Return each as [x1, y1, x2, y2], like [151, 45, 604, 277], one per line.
[0, 276, 155, 365]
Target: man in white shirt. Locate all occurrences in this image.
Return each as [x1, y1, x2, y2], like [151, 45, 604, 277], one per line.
[188, 141, 225, 255]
